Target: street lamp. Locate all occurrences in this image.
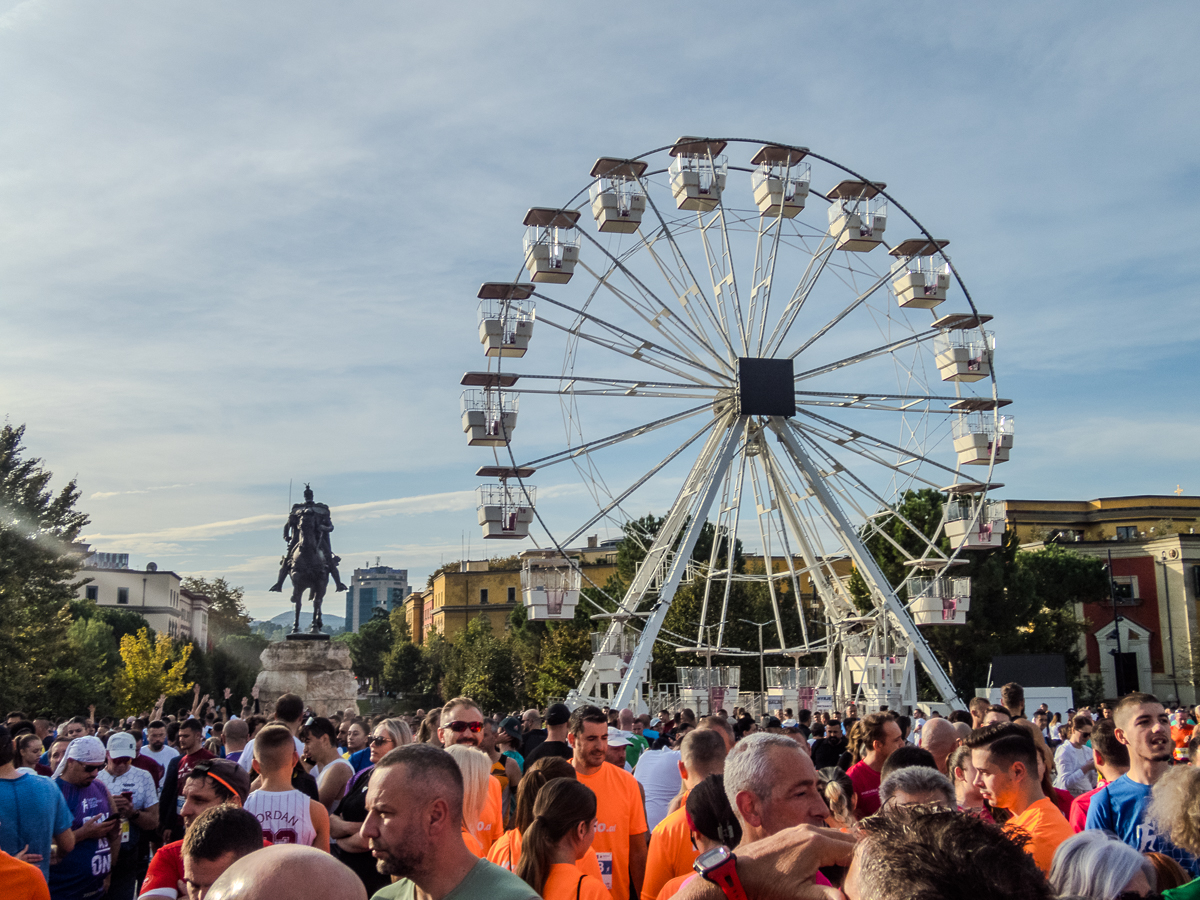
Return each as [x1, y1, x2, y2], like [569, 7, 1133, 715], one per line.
[740, 618, 773, 701]
[1159, 551, 1180, 704]
[1106, 549, 1125, 697]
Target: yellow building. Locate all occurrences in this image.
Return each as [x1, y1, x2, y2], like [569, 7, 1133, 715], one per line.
[1005, 495, 1200, 544]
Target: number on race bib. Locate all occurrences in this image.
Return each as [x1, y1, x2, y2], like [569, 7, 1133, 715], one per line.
[595, 851, 613, 890]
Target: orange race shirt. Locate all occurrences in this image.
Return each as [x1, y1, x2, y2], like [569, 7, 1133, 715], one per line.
[656, 873, 696, 900]
[463, 825, 485, 858]
[1003, 797, 1075, 875]
[576, 761, 649, 900]
[640, 806, 696, 900]
[486, 828, 606, 883]
[542, 863, 613, 900]
[476, 777, 504, 853]
[0, 851, 50, 900]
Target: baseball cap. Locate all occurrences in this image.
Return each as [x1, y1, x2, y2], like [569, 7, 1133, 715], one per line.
[498, 717, 523, 743]
[607, 727, 631, 747]
[545, 703, 571, 727]
[107, 732, 137, 759]
[780, 718, 798, 728]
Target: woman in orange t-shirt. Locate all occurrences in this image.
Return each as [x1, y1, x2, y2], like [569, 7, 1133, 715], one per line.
[447, 744, 491, 858]
[657, 774, 743, 900]
[515, 779, 610, 900]
[488, 757, 606, 883]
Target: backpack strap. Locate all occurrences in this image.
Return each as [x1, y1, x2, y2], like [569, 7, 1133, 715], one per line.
[576, 875, 585, 900]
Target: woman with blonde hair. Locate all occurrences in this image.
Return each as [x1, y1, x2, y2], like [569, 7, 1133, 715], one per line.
[1146, 764, 1200, 898]
[816, 767, 858, 830]
[516, 778, 609, 900]
[446, 744, 492, 857]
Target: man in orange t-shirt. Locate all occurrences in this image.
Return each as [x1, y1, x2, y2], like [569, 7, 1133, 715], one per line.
[639, 730, 726, 900]
[967, 722, 1073, 874]
[570, 705, 648, 900]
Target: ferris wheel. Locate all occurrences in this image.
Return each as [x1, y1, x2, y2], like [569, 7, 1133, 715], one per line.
[461, 136, 1012, 712]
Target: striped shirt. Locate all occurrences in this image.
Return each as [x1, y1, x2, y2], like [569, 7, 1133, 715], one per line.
[244, 788, 316, 847]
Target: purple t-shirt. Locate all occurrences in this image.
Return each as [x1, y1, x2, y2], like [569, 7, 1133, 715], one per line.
[51, 778, 113, 900]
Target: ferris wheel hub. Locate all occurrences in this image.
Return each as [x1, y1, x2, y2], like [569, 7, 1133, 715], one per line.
[736, 357, 796, 417]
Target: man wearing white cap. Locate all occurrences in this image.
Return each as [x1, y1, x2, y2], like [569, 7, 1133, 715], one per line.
[606, 728, 634, 772]
[51, 736, 122, 900]
[98, 733, 159, 900]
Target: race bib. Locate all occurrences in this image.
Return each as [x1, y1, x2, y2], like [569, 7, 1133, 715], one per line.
[595, 851, 613, 889]
[121, 820, 131, 844]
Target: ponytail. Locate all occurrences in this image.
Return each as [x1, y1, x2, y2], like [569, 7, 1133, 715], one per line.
[513, 757, 576, 834]
[516, 778, 596, 895]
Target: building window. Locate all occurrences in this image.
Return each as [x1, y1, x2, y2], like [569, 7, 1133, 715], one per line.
[507, 586, 516, 604]
[1116, 526, 1139, 541]
[117, 587, 129, 605]
[85, 585, 98, 601]
[480, 588, 489, 604]
[1111, 575, 1140, 605]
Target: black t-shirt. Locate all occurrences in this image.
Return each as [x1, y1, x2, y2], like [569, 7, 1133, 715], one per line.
[521, 728, 547, 758]
[811, 737, 848, 770]
[523, 739, 571, 766]
[332, 768, 390, 896]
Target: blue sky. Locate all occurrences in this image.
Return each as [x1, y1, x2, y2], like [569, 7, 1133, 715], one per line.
[2, 2, 1197, 619]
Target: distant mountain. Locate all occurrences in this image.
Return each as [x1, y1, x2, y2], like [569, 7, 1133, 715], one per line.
[252, 611, 345, 634]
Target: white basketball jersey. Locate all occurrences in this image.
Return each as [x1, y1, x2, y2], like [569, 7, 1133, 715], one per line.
[244, 788, 316, 847]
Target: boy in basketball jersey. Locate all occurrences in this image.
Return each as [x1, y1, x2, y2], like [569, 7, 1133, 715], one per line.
[244, 726, 330, 852]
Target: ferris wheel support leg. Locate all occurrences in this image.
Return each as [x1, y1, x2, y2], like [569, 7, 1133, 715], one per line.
[604, 416, 742, 713]
[768, 418, 963, 708]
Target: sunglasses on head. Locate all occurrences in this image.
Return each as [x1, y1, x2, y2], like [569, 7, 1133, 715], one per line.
[446, 721, 483, 734]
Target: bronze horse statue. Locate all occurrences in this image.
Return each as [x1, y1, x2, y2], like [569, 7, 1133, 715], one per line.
[285, 505, 331, 635]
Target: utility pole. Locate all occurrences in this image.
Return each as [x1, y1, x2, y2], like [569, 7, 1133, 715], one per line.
[1160, 551, 1180, 704]
[1106, 548, 1124, 697]
[740, 618, 773, 698]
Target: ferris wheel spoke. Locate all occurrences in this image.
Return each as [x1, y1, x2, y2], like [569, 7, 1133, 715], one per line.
[792, 330, 941, 382]
[638, 181, 740, 365]
[794, 390, 982, 414]
[782, 266, 895, 361]
[556, 415, 718, 548]
[794, 408, 963, 483]
[747, 215, 789, 360]
[757, 446, 813, 651]
[746, 454, 792, 651]
[536, 309, 721, 387]
[573, 240, 724, 371]
[513, 402, 714, 472]
[699, 203, 750, 356]
[760, 238, 838, 358]
[697, 434, 747, 649]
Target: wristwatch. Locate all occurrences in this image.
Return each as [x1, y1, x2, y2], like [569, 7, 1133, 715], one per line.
[693, 845, 748, 900]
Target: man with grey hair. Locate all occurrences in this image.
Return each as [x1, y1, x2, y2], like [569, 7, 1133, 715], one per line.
[723, 733, 829, 844]
[879, 766, 956, 808]
[920, 717, 960, 776]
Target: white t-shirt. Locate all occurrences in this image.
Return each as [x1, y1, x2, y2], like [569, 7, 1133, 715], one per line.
[238, 735, 304, 772]
[311, 758, 353, 792]
[98, 765, 158, 848]
[633, 748, 682, 831]
[140, 745, 180, 768]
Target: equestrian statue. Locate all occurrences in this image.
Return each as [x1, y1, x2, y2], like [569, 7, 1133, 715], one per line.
[269, 484, 347, 637]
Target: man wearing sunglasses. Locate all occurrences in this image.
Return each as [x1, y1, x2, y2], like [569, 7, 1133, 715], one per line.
[438, 698, 503, 853]
[52, 736, 122, 900]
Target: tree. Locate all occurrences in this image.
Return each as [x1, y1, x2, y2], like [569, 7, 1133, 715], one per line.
[344, 609, 392, 691]
[442, 616, 520, 713]
[113, 628, 193, 716]
[0, 424, 90, 713]
[181, 576, 251, 642]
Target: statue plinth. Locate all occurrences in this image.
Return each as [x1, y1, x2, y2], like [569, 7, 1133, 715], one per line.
[253, 639, 358, 718]
[284, 632, 330, 642]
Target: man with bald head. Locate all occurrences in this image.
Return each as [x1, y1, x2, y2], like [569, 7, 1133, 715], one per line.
[920, 717, 960, 775]
[362, 743, 537, 900]
[207, 845, 366, 900]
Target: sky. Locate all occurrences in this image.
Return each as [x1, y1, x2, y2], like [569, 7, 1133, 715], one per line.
[2, 2, 1197, 620]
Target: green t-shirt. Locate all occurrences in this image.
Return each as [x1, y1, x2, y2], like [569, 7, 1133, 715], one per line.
[1166, 881, 1200, 900]
[371, 858, 538, 900]
[626, 734, 650, 768]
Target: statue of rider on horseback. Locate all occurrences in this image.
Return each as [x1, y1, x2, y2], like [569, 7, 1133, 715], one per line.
[269, 484, 347, 637]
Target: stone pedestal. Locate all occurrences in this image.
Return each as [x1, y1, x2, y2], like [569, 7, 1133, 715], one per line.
[254, 640, 358, 718]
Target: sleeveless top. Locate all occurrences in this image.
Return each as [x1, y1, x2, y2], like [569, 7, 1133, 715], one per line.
[244, 788, 316, 846]
[491, 758, 509, 791]
[50, 778, 113, 900]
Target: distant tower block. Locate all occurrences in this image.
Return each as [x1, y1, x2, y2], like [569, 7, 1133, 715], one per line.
[520, 551, 581, 620]
[669, 136, 728, 212]
[953, 413, 1014, 466]
[750, 145, 810, 218]
[590, 158, 648, 233]
[477, 282, 535, 358]
[943, 495, 1006, 551]
[460, 389, 519, 447]
[523, 208, 581, 284]
[477, 483, 535, 539]
[935, 329, 993, 382]
[889, 238, 951, 309]
[827, 180, 887, 252]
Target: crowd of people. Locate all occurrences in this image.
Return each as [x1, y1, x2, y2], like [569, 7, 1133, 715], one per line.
[3, 680, 1200, 900]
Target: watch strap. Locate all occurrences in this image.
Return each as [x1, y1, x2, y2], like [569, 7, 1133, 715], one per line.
[701, 855, 748, 900]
